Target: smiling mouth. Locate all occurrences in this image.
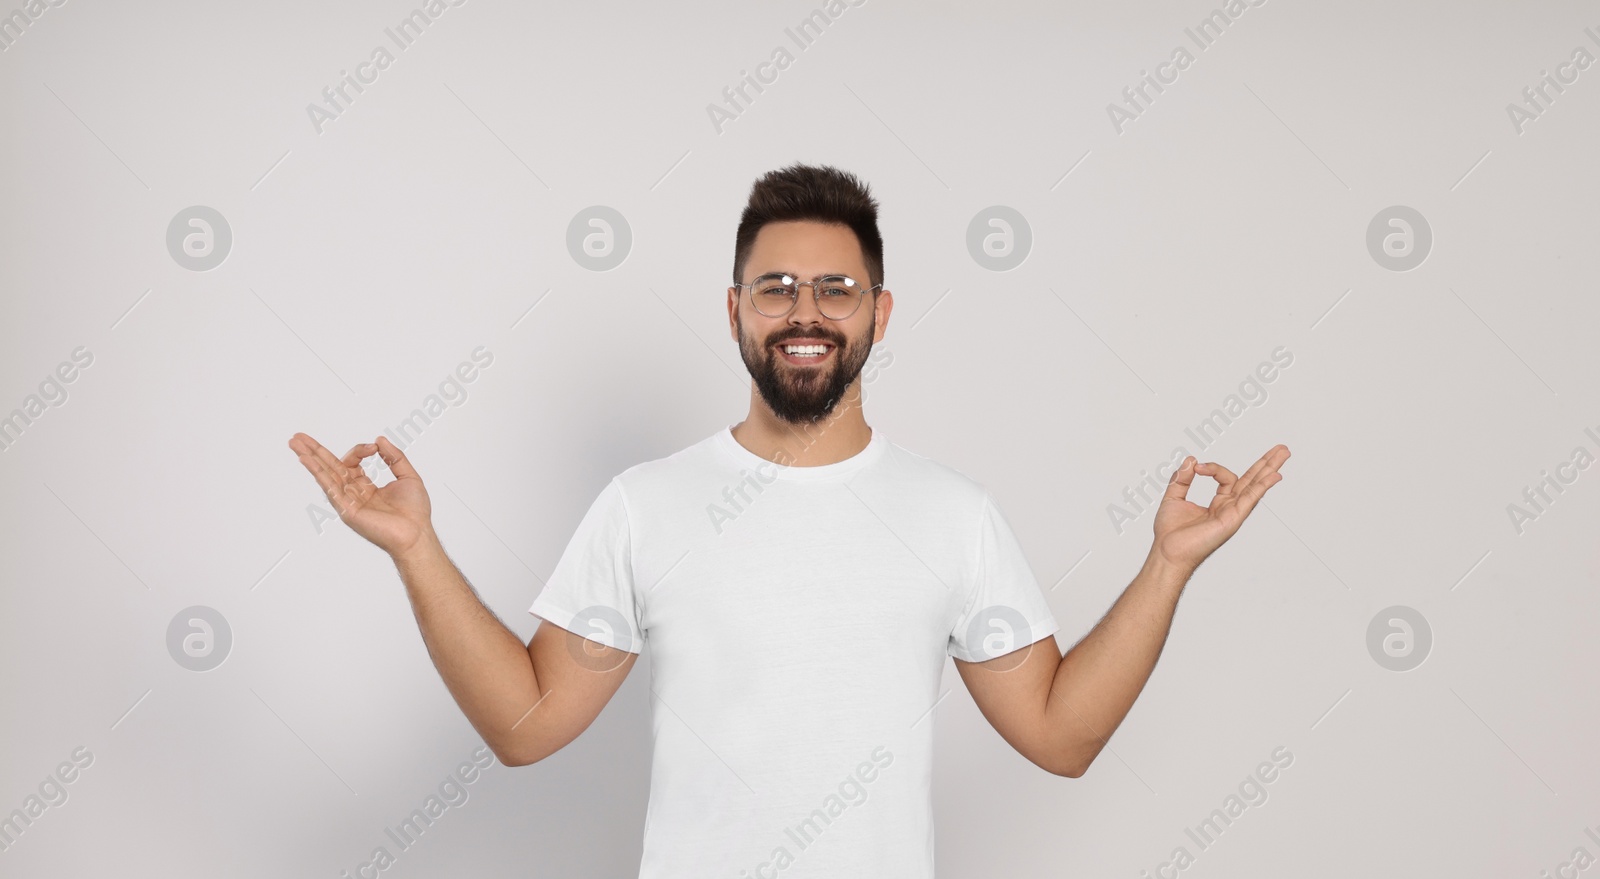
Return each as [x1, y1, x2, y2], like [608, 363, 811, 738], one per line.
[775, 342, 835, 365]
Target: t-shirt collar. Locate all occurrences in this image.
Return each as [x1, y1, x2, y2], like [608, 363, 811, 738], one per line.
[714, 423, 886, 482]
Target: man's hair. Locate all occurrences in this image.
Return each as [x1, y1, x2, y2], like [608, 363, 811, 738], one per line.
[732, 163, 884, 291]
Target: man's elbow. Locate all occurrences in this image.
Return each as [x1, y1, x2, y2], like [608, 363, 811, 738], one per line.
[488, 739, 544, 768]
[1046, 744, 1099, 778]
[1029, 749, 1083, 778]
[1047, 757, 1087, 778]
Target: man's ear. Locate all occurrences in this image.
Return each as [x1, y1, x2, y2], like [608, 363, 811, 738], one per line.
[871, 289, 893, 343]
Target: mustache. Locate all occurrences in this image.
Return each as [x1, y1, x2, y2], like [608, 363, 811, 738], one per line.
[767, 332, 846, 347]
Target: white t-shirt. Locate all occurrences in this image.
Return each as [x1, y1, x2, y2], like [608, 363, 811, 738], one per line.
[528, 424, 1060, 878]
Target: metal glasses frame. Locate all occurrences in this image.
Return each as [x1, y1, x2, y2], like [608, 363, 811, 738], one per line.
[732, 272, 883, 320]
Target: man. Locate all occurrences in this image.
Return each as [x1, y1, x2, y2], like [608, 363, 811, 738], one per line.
[289, 163, 1289, 876]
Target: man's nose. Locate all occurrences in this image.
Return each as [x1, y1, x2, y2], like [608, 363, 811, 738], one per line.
[788, 285, 825, 324]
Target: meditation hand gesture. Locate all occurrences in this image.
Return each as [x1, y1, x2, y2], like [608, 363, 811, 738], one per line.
[1151, 445, 1291, 572]
[289, 433, 434, 558]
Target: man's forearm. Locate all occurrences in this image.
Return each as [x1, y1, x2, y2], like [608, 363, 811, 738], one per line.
[1044, 548, 1194, 775]
[391, 530, 543, 759]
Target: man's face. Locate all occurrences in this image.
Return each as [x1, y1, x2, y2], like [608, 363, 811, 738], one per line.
[728, 221, 890, 425]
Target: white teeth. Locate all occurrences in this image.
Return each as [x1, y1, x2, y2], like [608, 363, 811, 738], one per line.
[783, 344, 829, 355]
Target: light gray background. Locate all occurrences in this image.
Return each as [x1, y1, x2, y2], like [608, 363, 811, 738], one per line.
[2, 0, 1596, 876]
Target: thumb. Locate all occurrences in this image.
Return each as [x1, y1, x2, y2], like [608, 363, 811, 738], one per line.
[1161, 456, 1197, 503]
[375, 435, 421, 481]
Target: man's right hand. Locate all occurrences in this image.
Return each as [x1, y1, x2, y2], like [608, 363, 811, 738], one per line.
[289, 433, 435, 559]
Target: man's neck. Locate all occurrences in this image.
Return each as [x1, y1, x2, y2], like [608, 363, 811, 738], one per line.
[731, 398, 872, 468]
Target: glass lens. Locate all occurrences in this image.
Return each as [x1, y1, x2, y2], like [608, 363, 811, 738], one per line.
[816, 276, 864, 319]
[751, 274, 796, 315]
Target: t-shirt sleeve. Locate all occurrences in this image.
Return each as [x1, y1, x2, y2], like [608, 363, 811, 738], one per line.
[527, 477, 644, 654]
[947, 492, 1061, 662]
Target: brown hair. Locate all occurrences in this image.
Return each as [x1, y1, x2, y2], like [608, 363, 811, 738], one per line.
[732, 163, 884, 291]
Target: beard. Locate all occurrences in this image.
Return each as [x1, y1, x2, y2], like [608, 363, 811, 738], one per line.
[737, 308, 876, 425]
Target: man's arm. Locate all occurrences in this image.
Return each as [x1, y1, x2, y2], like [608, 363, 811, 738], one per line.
[954, 446, 1289, 777]
[289, 432, 636, 767]
[393, 532, 638, 766]
[954, 549, 1189, 777]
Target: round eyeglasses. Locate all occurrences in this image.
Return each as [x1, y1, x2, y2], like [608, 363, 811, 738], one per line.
[734, 273, 881, 320]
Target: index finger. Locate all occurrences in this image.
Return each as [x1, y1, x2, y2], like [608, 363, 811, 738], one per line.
[1196, 461, 1239, 492]
[341, 442, 378, 468]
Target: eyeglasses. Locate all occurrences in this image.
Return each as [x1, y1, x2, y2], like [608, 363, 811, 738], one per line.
[734, 272, 881, 320]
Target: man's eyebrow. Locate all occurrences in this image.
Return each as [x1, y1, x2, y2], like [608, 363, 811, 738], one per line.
[751, 269, 855, 279]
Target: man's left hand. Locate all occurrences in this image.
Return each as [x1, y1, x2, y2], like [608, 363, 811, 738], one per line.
[1151, 445, 1291, 572]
